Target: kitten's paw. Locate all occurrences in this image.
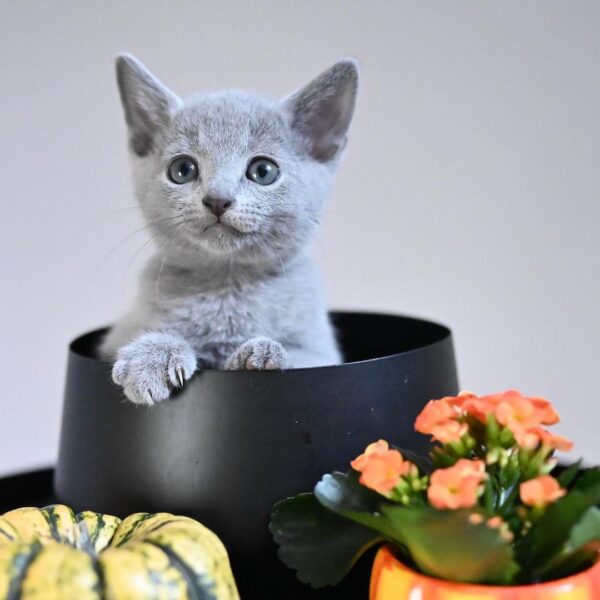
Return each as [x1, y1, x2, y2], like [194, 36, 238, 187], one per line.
[225, 338, 289, 371]
[112, 332, 197, 405]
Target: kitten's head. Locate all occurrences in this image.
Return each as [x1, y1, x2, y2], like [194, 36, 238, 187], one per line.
[116, 54, 358, 263]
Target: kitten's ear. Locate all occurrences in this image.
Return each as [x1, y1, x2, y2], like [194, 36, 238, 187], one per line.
[115, 54, 181, 156]
[284, 59, 358, 162]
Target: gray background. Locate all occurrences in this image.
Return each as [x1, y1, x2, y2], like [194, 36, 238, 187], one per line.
[1, 1, 598, 474]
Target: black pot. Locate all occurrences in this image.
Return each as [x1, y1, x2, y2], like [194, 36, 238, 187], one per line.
[55, 311, 458, 599]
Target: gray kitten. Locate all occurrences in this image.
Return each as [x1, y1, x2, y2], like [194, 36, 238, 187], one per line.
[100, 54, 358, 405]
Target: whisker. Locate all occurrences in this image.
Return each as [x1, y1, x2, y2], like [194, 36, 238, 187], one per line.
[101, 215, 188, 261]
[125, 232, 162, 276]
[123, 218, 188, 277]
[154, 223, 188, 304]
[155, 255, 168, 304]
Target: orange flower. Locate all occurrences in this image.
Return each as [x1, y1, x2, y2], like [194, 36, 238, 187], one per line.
[461, 396, 495, 422]
[487, 391, 560, 428]
[448, 390, 498, 422]
[351, 440, 413, 495]
[486, 516, 504, 529]
[351, 439, 389, 471]
[512, 428, 543, 450]
[520, 475, 566, 507]
[536, 428, 573, 452]
[430, 420, 468, 444]
[530, 396, 560, 425]
[512, 426, 573, 452]
[427, 459, 487, 510]
[414, 399, 456, 435]
[416, 390, 564, 452]
[493, 393, 542, 432]
[485, 391, 563, 446]
[445, 391, 478, 407]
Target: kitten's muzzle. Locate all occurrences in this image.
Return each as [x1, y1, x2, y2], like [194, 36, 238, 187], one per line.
[202, 195, 235, 218]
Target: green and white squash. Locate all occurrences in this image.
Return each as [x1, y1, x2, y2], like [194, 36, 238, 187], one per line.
[0, 504, 239, 599]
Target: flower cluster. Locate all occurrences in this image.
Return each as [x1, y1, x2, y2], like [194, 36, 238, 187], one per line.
[415, 390, 572, 453]
[272, 389, 599, 589]
[351, 390, 574, 520]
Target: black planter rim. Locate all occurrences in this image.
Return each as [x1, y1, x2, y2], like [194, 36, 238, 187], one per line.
[70, 310, 453, 373]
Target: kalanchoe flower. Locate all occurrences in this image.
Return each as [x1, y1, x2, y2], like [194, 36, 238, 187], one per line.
[520, 475, 566, 507]
[414, 398, 457, 434]
[535, 427, 574, 452]
[514, 426, 574, 452]
[493, 392, 552, 430]
[350, 439, 389, 470]
[351, 440, 414, 496]
[529, 396, 560, 425]
[414, 392, 478, 448]
[430, 420, 468, 444]
[458, 394, 493, 423]
[427, 459, 487, 509]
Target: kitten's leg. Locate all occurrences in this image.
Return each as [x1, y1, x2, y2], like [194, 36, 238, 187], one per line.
[112, 332, 197, 405]
[225, 338, 289, 371]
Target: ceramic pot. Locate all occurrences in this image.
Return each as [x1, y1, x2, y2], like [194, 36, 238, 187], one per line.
[370, 545, 600, 600]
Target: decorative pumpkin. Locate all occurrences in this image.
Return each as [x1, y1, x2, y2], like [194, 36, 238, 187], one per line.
[370, 545, 600, 600]
[0, 504, 239, 599]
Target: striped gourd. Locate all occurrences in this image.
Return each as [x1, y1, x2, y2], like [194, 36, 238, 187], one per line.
[0, 505, 239, 599]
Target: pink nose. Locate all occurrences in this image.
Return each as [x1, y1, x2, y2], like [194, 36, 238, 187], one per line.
[202, 196, 234, 217]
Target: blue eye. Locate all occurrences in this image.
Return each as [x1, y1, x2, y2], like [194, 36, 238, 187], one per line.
[168, 156, 198, 184]
[246, 157, 279, 186]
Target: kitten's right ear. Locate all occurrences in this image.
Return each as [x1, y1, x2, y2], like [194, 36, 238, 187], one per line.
[115, 54, 181, 157]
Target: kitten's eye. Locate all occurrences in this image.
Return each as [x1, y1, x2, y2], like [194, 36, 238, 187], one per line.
[246, 157, 279, 186]
[168, 156, 199, 184]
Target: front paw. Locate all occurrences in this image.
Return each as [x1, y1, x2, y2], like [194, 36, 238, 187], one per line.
[225, 338, 289, 371]
[112, 333, 197, 405]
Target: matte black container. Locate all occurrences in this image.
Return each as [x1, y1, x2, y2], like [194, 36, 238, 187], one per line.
[55, 312, 458, 599]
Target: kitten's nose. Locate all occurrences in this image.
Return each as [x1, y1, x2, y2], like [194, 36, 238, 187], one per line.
[202, 195, 234, 217]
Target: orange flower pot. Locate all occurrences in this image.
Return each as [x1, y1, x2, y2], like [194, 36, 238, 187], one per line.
[370, 545, 600, 600]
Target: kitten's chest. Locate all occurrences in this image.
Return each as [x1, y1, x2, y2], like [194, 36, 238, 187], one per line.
[152, 276, 278, 351]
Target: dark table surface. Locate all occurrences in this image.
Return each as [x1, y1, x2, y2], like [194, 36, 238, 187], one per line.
[0, 467, 55, 513]
[0, 467, 373, 599]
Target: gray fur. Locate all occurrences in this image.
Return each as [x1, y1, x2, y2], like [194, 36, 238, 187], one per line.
[101, 54, 358, 405]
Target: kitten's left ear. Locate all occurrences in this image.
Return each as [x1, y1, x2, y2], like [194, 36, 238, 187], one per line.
[116, 53, 182, 157]
[284, 59, 358, 162]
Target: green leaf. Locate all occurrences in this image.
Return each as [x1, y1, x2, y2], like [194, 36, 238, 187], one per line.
[573, 467, 600, 492]
[314, 471, 382, 513]
[394, 447, 433, 474]
[430, 446, 458, 467]
[379, 505, 519, 584]
[517, 467, 600, 577]
[269, 493, 384, 588]
[314, 471, 394, 536]
[556, 460, 583, 489]
[497, 468, 521, 515]
[313, 471, 518, 585]
[538, 548, 598, 581]
[482, 477, 496, 514]
[568, 505, 600, 550]
[536, 506, 600, 580]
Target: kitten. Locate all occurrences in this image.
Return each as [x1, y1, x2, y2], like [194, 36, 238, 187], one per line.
[100, 54, 358, 405]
